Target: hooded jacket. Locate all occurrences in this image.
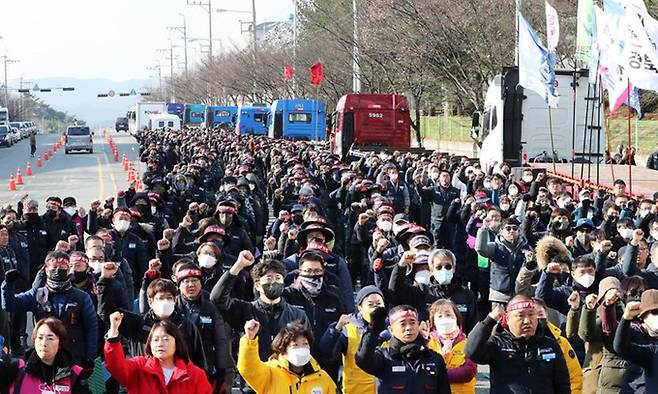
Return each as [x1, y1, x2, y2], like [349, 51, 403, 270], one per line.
[237, 336, 336, 394]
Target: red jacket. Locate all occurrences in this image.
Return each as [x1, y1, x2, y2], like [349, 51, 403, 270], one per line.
[104, 339, 212, 394]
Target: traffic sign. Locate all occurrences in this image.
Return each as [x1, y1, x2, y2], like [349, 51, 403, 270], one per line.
[108, 90, 116, 97]
[32, 84, 40, 91]
[130, 89, 137, 96]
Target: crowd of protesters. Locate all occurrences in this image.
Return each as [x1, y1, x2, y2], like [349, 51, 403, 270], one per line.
[0, 125, 658, 393]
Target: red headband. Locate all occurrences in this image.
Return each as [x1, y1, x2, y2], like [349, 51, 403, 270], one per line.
[176, 269, 202, 282]
[45, 258, 69, 266]
[47, 200, 62, 208]
[70, 255, 89, 264]
[389, 309, 418, 324]
[506, 300, 535, 312]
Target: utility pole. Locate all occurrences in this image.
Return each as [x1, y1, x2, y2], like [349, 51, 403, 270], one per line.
[157, 41, 178, 102]
[352, 0, 361, 92]
[251, 0, 257, 58]
[148, 64, 163, 99]
[292, 0, 297, 97]
[187, 0, 213, 63]
[2, 55, 19, 107]
[168, 14, 188, 78]
[18, 77, 33, 120]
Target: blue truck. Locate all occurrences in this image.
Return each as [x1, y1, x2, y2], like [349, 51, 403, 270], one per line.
[206, 105, 238, 129]
[167, 103, 185, 123]
[268, 99, 326, 141]
[236, 106, 269, 135]
[184, 104, 206, 127]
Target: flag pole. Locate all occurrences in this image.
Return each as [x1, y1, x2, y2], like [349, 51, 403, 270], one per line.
[627, 79, 633, 195]
[548, 106, 557, 173]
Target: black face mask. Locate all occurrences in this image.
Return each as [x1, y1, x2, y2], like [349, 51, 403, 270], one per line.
[46, 268, 72, 293]
[135, 205, 149, 216]
[210, 239, 224, 251]
[261, 282, 284, 300]
[73, 271, 88, 284]
[537, 318, 548, 332]
[557, 272, 570, 285]
[24, 212, 40, 224]
[46, 209, 57, 219]
[292, 215, 304, 225]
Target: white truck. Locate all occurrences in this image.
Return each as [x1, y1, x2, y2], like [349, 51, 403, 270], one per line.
[148, 113, 181, 131]
[127, 102, 167, 135]
[0, 107, 9, 126]
[471, 67, 605, 170]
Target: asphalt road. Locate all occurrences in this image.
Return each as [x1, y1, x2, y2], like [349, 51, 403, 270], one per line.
[0, 129, 142, 210]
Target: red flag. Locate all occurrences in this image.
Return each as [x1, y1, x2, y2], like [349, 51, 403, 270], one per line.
[283, 66, 294, 81]
[309, 61, 323, 86]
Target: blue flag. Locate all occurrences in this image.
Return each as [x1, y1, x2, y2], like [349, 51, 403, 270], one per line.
[518, 14, 559, 107]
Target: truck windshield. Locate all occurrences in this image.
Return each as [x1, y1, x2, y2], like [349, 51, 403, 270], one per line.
[254, 113, 265, 123]
[288, 113, 311, 123]
[216, 110, 230, 117]
[67, 127, 90, 136]
[191, 112, 204, 118]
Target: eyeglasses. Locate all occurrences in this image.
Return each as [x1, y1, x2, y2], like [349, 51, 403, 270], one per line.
[435, 264, 453, 271]
[299, 268, 324, 275]
[504, 225, 519, 232]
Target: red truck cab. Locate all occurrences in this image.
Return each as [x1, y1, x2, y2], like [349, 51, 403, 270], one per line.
[332, 93, 411, 157]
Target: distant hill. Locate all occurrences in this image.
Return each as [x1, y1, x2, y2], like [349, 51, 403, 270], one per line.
[9, 77, 155, 129]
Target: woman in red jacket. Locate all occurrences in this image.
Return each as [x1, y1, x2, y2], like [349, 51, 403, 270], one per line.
[104, 311, 211, 394]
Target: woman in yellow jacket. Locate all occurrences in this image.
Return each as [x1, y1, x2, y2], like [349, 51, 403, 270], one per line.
[425, 299, 477, 394]
[238, 319, 336, 394]
[534, 298, 583, 394]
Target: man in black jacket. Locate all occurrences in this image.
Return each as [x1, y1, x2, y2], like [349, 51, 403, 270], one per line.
[173, 262, 228, 389]
[41, 197, 78, 251]
[355, 304, 451, 394]
[210, 251, 309, 361]
[465, 295, 570, 393]
[118, 278, 208, 373]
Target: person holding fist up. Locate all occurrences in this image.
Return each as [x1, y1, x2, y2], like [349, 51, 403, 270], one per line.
[237, 319, 336, 393]
[104, 311, 211, 394]
[614, 290, 658, 392]
[210, 251, 309, 361]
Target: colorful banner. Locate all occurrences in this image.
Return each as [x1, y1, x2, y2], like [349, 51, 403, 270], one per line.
[518, 14, 559, 107]
[576, 0, 595, 62]
[545, 1, 560, 51]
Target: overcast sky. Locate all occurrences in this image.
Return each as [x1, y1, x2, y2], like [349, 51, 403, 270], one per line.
[0, 0, 294, 82]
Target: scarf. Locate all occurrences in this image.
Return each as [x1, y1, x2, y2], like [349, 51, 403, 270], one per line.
[430, 329, 461, 355]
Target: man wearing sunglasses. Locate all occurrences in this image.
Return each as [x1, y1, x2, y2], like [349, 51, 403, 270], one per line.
[476, 216, 533, 308]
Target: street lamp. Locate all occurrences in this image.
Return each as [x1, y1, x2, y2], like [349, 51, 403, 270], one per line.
[167, 14, 188, 78]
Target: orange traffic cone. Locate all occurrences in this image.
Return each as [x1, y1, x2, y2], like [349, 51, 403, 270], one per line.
[16, 169, 23, 185]
[37, 156, 42, 167]
[8, 174, 16, 191]
[44, 151, 49, 161]
[26, 162, 32, 176]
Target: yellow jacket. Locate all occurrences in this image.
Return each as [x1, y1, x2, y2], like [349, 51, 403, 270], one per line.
[427, 334, 476, 394]
[237, 336, 337, 394]
[341, 322, 377, 394]
[547, 321, 583, 394]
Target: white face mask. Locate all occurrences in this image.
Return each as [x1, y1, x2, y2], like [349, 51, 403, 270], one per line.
[249, 184, 256, 191]
[644, 313, 658, 336]
[389, 173, 398, 181]
[618, 228, 634, 240]
[499, 204, 511, 211]
[285, 347, 312, 367]
[414, 270, 431, 285]
[433, 269, 454, 285]
[523, 175, 534, 183]
[434, 317, 458, 335]
[152, 299, 175, 318]
[377, 220, 393, 232]
[64, 207, 77, 216]
[508, 187, 519, 197]
[430, 172, 439, 180]
[89, 261, 102, 274]
[114, 220, 130, 232]
[483, 181, 492, 189]
[575, 273, 595, 288]
[198, 254, 217, 269]
[151, 206, 157, 215]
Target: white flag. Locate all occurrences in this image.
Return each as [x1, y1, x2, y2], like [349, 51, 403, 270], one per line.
[518, 14, 559, 107]
[545, 1, 560, 51]
[624, 0, 658, 91]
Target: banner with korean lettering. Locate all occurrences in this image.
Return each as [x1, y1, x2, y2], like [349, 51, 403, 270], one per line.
[624, 0, 658, 91]
[545, 1, 560, 52]
[576, 0, 594, 62]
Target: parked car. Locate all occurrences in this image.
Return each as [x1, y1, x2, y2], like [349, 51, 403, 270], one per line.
[8, 127, 20, 144]
[115, 117, 129, 132]
[0, 125, 11, 146]
[9, 122, 23, 139]
[64, 125, 93, 154]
